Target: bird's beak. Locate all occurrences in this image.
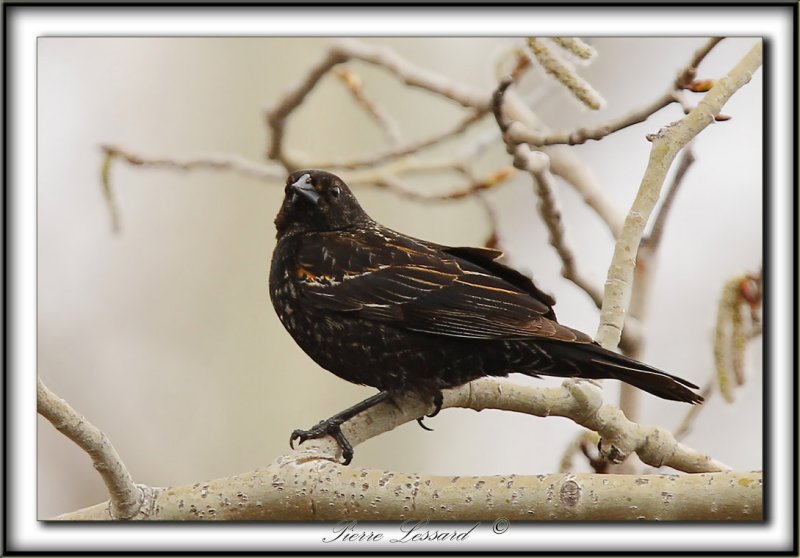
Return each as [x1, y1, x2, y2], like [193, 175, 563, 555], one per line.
[290, 174, 320, 205]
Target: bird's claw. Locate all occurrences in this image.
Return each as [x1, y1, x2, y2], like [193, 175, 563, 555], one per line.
[415, 391, 444, 432]
[416, 417, 434, 431]
[289, 419, 354, 465]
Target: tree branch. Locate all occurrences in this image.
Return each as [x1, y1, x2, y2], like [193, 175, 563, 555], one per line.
[100, 145, 284, 181]
[51, 376, 749, 521]
[595, 41, 762, 350]
[264, 38, 490, 169]
[55, 466, 761, 521]
[508, 37, 725, 147]
[493, 80, 606, 309]
[287, 378, 728, 474]
[513, 146, 605, 308]
[37, 378, 143, 519]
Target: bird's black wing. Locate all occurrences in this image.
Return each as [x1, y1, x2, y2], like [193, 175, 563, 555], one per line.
[293, 229, 590, 343]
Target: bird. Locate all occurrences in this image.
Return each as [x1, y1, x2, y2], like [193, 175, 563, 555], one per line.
[269, 169, 703, 465]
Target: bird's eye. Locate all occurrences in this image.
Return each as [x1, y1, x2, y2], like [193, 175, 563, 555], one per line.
[331, 186, 341, 198]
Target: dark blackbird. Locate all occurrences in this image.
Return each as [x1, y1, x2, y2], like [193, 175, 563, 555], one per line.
[270, 170, 703, 464]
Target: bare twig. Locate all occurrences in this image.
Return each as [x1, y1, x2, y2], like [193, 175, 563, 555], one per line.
[98, 145, 286, 232]
[494, 79, 605, 308]
[543, 145, 625, 238]
[506, 91, 674, 147]
[264, 39, 491, 169]
[559, 430, 602, 473]
[264, 48, 348, 168]
[334, 68, 402, 146]
[315, 109, 489, 170]
[355, 167, 515, 202]
[100, 148, 122, 233]
[509, 37, 725, 147]
[101, 145, 284, 181]
[37, 378, 143, 519]
[517, 147, 604, 308]
[496, 80, 624, 238]
[676, 37, 725, 90]
[334, 38, 490, 110]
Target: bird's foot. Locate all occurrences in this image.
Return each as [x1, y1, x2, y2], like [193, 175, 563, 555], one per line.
[416, 390, 444, 432]
[289, 419, 354, 465]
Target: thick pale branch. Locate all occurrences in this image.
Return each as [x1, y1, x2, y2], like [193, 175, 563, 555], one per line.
[37, 378, 142, 519]
[645, 145, 696, 251]
[615, 147, 697, 427]
[596, 41, 762, 350]
[55, 466, 761, 521]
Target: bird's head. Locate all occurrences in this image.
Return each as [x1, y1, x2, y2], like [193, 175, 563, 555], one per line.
[275, 170, 371, 237]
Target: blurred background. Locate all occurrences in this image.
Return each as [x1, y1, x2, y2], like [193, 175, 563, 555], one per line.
[37, 37, 762, 518]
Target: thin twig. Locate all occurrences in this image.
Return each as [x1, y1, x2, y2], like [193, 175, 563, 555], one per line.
[334, 68, 402, 146]
[543, 145, 625, 238]
[493, 79, 604, 308]
[100, 149, 122, 233]
[334, 38, 490, 110]
[676, 37, 725, 89]
[314, 109, 489, 170]
[353, 166, 515, 202]
[520, 147, 605, 308]
[497, 81, 624, 238]
[264, 38, 491, 169]
[509, 37, 726, 147]
[264, 48, 348, 168]
[101, 145, 284, 180]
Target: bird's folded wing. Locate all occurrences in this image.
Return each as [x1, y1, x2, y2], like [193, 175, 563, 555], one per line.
[294, 233, 590, 343]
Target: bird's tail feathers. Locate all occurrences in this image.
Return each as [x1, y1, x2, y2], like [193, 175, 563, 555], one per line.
[536, 342, 703, 404]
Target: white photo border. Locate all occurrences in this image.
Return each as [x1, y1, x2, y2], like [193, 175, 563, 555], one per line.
[6, 4, 795, 554]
